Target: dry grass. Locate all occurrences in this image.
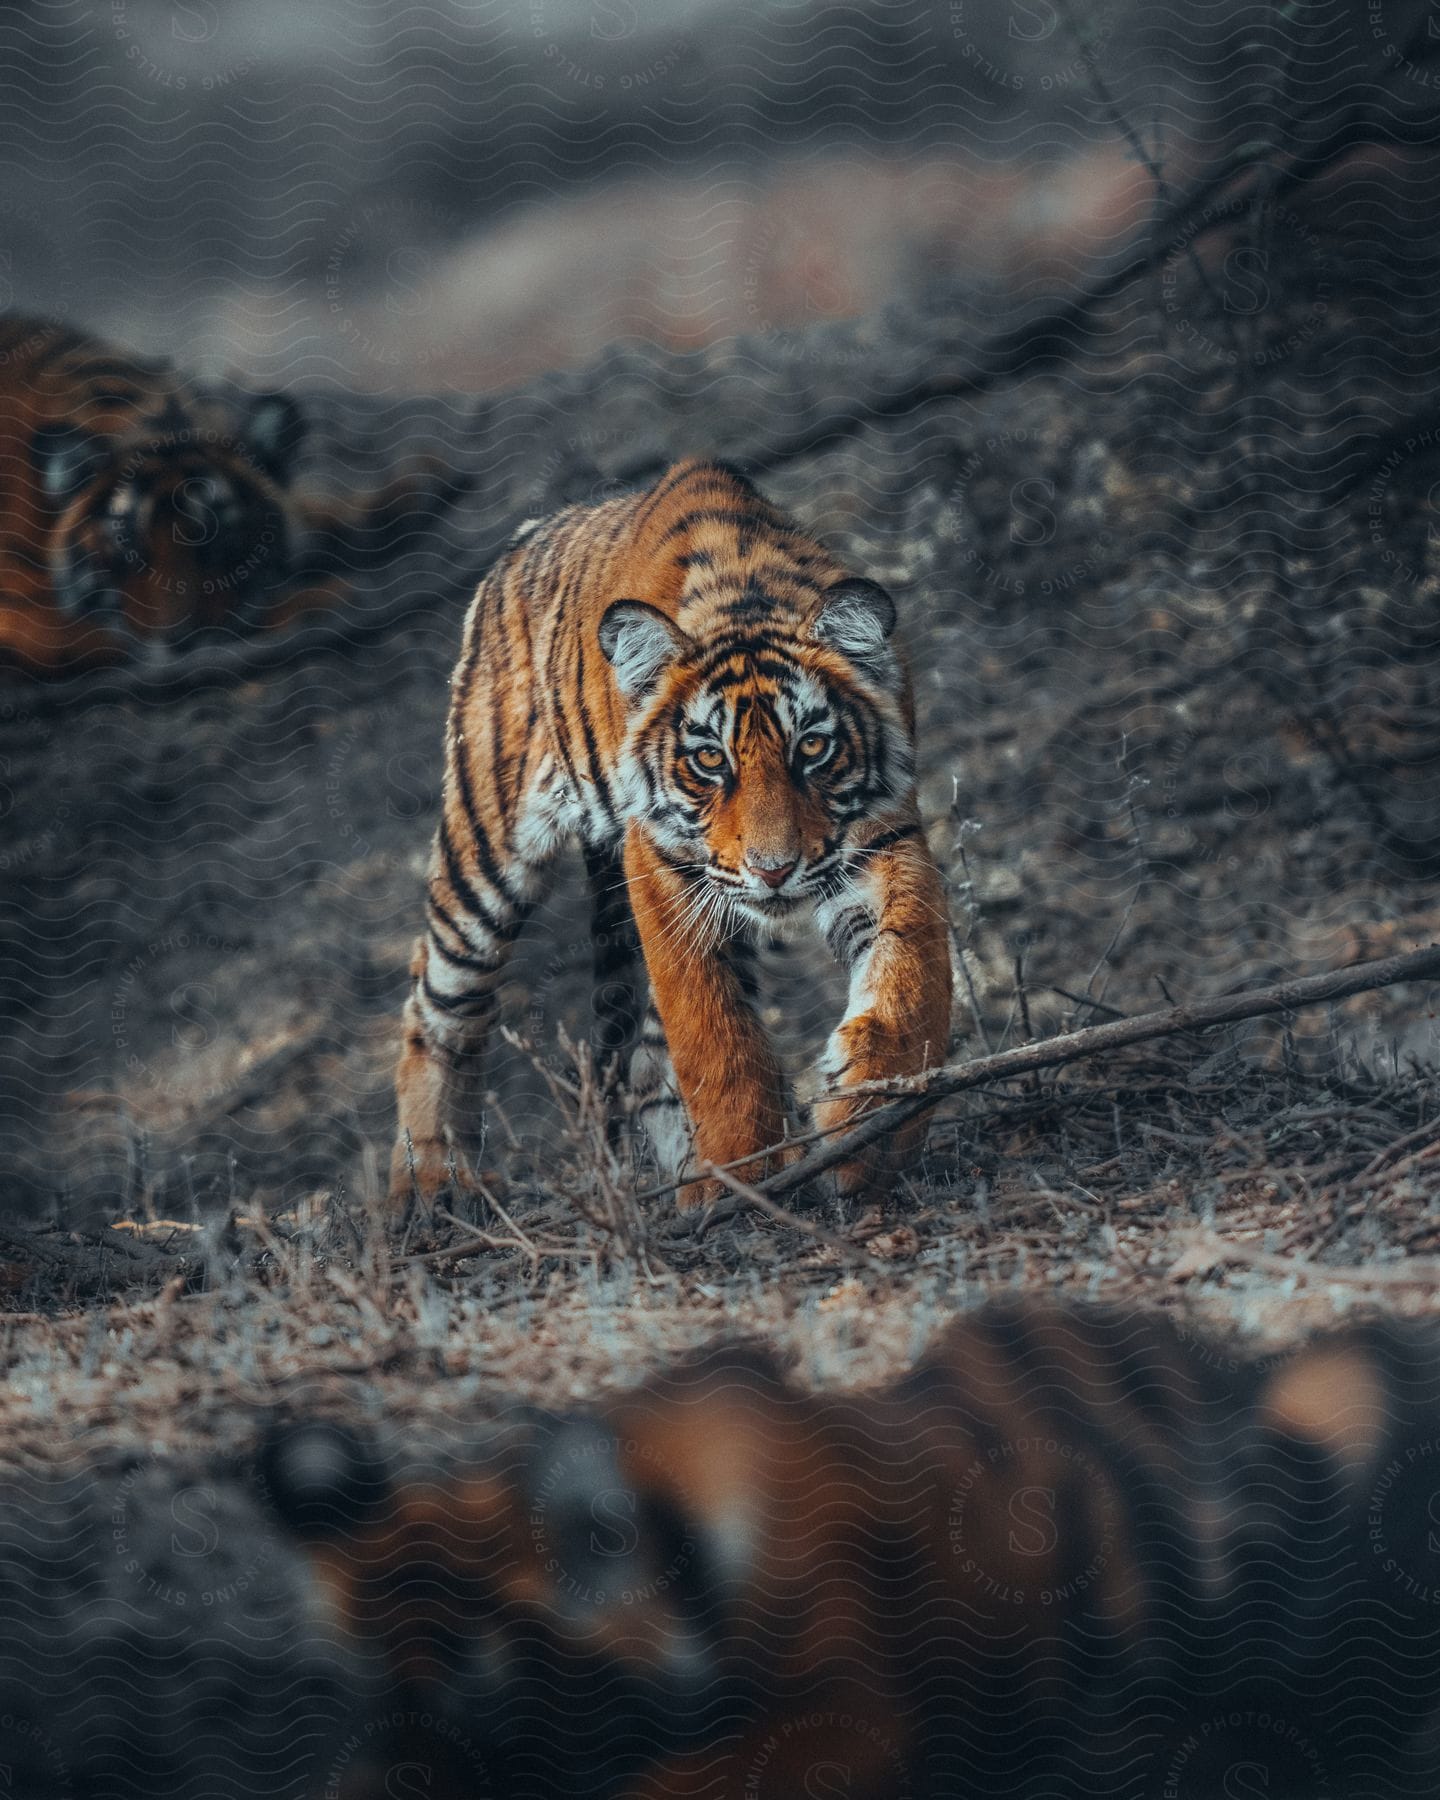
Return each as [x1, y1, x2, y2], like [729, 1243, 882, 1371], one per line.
[5, 1010, 1437, 1463]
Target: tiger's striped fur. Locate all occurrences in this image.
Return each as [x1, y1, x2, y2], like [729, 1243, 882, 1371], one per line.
[391, 458, 953, 1208]
[261, 1305, 1440, 1799]
[0, 314, 449, 673]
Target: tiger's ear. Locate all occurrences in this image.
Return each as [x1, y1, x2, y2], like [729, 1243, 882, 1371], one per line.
[239, 391, 306, 484]
[32, 423, 110, 503]
[254, 1415, 389, 1540]
[812, 578, 897, 666]
[599, 600, 692, 702]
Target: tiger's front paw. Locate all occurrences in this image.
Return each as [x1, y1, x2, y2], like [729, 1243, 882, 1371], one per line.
[676, 1172, 726, 1213]
[812, 1090, 922, 1203]
[387, 1134, 486, 1211]
[675, 1141, 803, 1213]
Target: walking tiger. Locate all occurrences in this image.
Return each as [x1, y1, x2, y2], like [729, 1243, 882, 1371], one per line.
[390, 458, 953, 1208]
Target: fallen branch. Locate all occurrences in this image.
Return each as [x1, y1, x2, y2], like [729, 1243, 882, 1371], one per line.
[672, 943, 1440, 1217]
[611, 85, 1440, 487]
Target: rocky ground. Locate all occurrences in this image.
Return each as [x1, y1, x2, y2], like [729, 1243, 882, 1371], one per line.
[3, 182, 1440, 1414]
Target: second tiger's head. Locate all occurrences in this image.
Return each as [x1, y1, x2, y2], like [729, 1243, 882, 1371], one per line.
[599, 577, 916, 928]
[32, 391, 305, 654]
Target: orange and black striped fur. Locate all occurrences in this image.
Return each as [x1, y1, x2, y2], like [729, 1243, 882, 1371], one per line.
[392, 458, 953, 1207]
[262, 1305, 1440, 1799]
[0, 314, 451, 673]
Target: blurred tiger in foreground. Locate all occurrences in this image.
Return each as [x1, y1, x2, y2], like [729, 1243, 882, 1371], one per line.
[391, 457, 952, 1210]
[0, 314, 455, 674]
[263, 1304, 1440, 1799]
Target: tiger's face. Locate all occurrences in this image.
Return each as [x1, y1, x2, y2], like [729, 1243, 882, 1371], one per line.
[601, 578, 915, 928]
[33, 393, 302, 653]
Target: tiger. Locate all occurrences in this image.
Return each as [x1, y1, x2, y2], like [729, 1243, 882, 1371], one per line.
[390, 457, 953, 1210]
[259, 1303, 1440, 1800]
[0, 314, 456, 674]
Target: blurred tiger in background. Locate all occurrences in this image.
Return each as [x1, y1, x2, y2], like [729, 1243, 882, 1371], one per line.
[262, 1303, 1440, 1800]
[0, 314, 457, 674]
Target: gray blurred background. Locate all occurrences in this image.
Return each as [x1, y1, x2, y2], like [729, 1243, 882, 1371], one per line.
[0, 0, 1286, 390]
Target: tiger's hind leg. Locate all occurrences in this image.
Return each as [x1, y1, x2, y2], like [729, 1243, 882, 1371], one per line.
[628, 997, 693, 1189]
[582, 840, 695, 1179]
[583, 842, 644, 1107]
[389, 852, 552, 1209]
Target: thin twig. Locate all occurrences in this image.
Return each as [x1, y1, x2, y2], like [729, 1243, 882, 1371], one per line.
[1054, 0, 1246, 364]
[406, 1208, 590, 1269]
[1045, 984, 1129, 1021]
[686, 1164, 881, 1264]
[1354, 1116, 1440, 1182]
[470, 1187, 541, 1259]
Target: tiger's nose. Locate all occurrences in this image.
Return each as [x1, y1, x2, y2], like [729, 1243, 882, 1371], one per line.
[746, 854, 797, 890]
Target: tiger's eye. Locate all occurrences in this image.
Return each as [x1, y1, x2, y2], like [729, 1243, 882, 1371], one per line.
[693, 746, 725, 771]
[798, 733, 829, 760]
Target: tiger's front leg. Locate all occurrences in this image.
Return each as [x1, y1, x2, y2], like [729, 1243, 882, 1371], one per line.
[813, 824, 953, 1200]
[624, 825, 788, 1210]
